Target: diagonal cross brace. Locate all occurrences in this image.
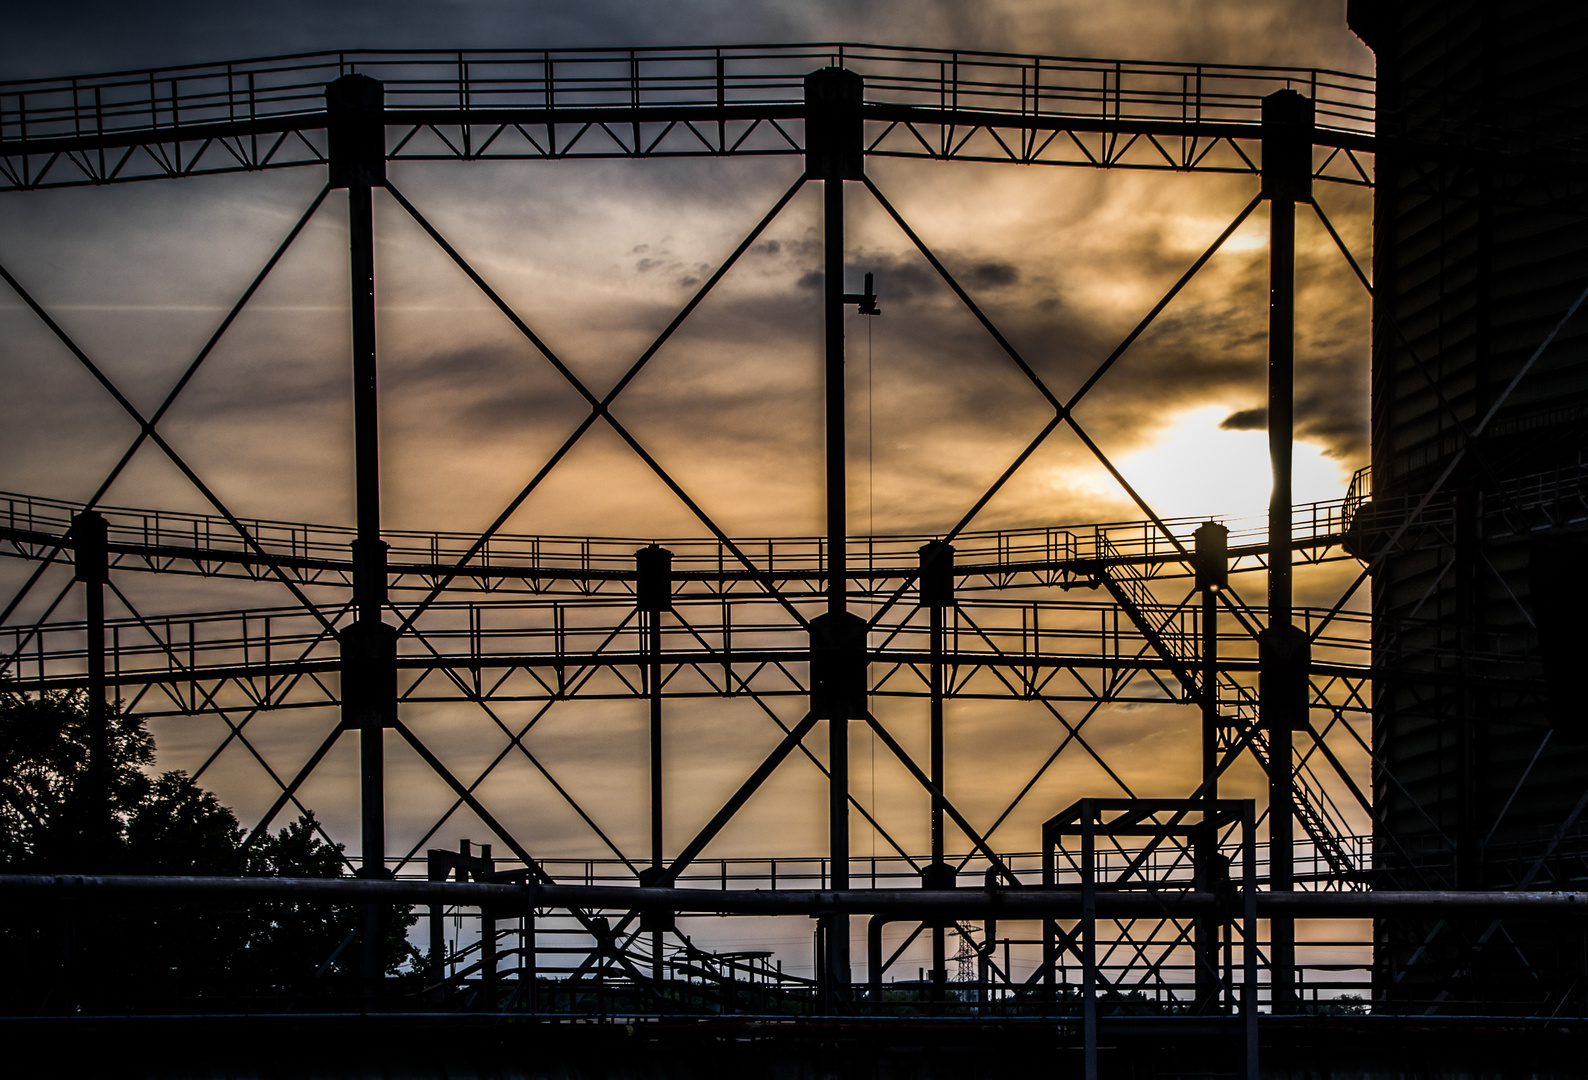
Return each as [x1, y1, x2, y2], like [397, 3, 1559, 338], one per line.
[863, 713, 1020, 886]
[860, 176, 1263, 632]
[0, 209, 340, 635]
[382, 175, 811, 632]
[390, 717, 656, 988]
[657, 711, 820, 886]
[1310, 274, 1588, 641]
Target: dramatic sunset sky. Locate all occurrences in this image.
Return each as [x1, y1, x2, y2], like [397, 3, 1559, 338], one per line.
[2, 0, 1373, 536]
[2, 1, 1376, 974]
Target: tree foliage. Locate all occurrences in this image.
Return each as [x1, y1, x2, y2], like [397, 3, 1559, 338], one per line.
[0, 685, 152, 870]
[0, 682, 419, 1011]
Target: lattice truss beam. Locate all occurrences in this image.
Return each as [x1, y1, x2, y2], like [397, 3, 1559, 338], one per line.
[0, 45, 1374, 191]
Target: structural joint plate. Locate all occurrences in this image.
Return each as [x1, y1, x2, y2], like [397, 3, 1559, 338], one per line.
[804, 67, 864, 181]
[810, 611, 868, 720]
[1258, 623, 1311, 730]
[340, 619, 399, 728]
[327, 73, 387, 189]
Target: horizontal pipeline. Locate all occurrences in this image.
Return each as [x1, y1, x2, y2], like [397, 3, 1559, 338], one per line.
[2, 876, 1586, 918]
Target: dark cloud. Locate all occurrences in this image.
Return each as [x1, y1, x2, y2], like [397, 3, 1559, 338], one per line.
[964, 261, 1020, 289]
[1, 1, 1370, 82]
[856, 253, 967, 303]
[787, 249, 1014, 306]
[1221, 407, 1267, 430]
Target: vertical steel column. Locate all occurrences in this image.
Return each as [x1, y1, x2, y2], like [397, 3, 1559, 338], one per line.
[920, 541, 956, 998]
[823, 157, 847, 625]
[1261, 88, 1312, 1013]
[425, 848, 446, 996]
[806, 65, 865, 1011]
[649, 606, 662, 868]
[525, 907, 538, 1015]
[350, 140, 386, 883]
[822, 111, 851, 1002]
[477, 843, 497, 1008]
[71, 511, 112, 868]
[1194, 522, 1227, 1012]
[929, 604, 945, 1000]
[1081, 799, 1099, 1080]
[1195, 522, 1228, 798]
[636, 544, 673, 981]
[648, 599, 663, 984]
[1042, 831, 1056, 1008]
[1241, 799, 1260, 1080]
[930, 597, 943, 859]
[980, 902, 997, 1007]
[328, 72, 394, 995]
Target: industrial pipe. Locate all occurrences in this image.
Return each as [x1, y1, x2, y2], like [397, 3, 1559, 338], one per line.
[4, 876, 1587, 919]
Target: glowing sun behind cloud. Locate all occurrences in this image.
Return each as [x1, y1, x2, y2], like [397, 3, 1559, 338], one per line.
[1097, 404, 1352, 521]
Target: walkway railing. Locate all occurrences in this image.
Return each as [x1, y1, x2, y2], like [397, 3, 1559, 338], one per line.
[0, 488, 1354, 583]
[0, 44, 1374, 149]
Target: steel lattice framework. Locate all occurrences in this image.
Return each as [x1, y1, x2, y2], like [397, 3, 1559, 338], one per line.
[3, 41, 1581, 1080]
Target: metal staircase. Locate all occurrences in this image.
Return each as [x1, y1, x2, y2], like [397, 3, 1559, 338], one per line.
[1092, 544, 1364, 884]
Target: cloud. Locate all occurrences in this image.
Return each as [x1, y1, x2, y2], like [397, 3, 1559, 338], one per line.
[1221, 407, 1267, 430]
[964, 260, 1020, 289]
[0, 1, 1372, 81]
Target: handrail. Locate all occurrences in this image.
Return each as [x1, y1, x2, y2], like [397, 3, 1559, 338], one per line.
[0, 488, 1353, 580]
[0, 43, 1374, 151]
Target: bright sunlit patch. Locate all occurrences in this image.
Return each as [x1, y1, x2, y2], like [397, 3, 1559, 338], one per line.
[1218, 231, 1268, 254]
[1095, 404, 1351, 521]
[1166, 214, 1267, 255]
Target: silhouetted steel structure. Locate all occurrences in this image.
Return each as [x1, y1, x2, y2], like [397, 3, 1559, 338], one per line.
[1344, 0, 1588, 1011]
[1, 27, 1585, 1079]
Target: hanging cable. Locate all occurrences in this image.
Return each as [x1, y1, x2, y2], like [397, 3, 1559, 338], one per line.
[869, 314, 876, 862]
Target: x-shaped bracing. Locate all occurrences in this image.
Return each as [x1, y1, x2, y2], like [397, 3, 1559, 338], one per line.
[2, 149, 1381, 897]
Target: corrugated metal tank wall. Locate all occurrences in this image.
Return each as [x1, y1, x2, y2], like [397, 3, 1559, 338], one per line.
[1350, 0, 1588, 1006]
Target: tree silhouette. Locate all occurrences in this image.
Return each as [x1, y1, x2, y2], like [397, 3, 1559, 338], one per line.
[0, 684, 151, 872]
[0, 682, 418, 1011]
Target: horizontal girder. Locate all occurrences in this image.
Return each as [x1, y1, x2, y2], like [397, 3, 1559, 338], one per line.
[1, 592, 1384, 710]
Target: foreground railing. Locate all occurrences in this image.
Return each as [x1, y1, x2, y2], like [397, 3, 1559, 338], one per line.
[3, 871, 1585, 1018]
